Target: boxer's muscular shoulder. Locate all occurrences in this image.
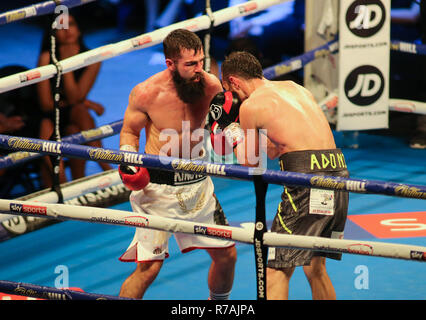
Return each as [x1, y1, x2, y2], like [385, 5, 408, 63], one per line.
[203, 70, 222, 91]
[244, 89, 278, 113]
[240, 90, 280, 129]
[129, 76, 160, 112]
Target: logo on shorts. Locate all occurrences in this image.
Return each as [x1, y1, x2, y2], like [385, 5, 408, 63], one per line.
[153, 247, 162, 255]
[346, 0, 386, 38]
[10, 203, 47, 216]
[344, 65, 385, 106]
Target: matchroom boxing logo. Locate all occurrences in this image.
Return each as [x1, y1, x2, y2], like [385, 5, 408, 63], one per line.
[344, 65, 385, 106]
[346, 0, 386, 38]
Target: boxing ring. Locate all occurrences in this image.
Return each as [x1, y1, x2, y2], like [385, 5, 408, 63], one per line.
[0, 0, 425, 301]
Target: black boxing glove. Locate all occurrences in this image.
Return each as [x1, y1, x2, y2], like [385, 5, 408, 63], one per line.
[209, 91, 244, 152]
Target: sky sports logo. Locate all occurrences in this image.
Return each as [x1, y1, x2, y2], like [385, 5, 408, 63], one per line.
[410, 251, 426, 261]
[10, 203, 47, 216]
[194, 226, 232, 239]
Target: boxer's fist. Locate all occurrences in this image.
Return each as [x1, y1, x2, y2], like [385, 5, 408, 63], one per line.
[119, 165, 150, 191]
[210, 128, 233, 156]
[209, 91, 244, 151]
[209, 91, 241, 131]
[118, 145, 150, 190]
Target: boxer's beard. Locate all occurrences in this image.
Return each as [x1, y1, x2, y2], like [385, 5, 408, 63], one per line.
[172, 70, 205, 104]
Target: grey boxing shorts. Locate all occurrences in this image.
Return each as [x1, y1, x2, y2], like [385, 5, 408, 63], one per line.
[267, 148, 350, 269]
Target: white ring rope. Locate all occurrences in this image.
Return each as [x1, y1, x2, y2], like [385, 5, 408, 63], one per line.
[0, 198, 425, 262]
[0, 169, 124, 223]
[0, 0, 290, 94]
[319, 91, 426, 116]
[0, 0, 97, 25]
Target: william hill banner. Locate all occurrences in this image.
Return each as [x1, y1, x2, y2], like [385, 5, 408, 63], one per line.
[337, 0, 390, 131]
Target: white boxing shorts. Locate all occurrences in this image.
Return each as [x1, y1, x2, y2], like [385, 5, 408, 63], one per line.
[119, 168, 234, 262]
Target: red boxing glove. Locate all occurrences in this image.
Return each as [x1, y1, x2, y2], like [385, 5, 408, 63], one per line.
[210, 122, 234, 156]
[119, 165, 150, 191]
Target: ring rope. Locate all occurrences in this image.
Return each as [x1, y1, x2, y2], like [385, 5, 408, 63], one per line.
[2, 36, 423, 116]
[391, 40, 426, 56]
[0, 168, 125, 223]
[263, 39, 339, 80]
[0, 0, 96, 26]
[0, 280, 134, 300]
[263, 39, 426, 81]
[0, 135, 425, 200]
[49, 8, 65, 203]
[263, 39, 426, 115]
[0, 120, 122, 169]
[203, 0, 215, 73]
[0, 0, 289, 94]
[0, 198, 425, 262]
[319, 92, 426, 116]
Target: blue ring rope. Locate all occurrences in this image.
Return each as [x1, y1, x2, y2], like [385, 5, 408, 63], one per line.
[0, 134, 424, 199]
[0, 280, 134, 300]
[0, 120, 122, 169]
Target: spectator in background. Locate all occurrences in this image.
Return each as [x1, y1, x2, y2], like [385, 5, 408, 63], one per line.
[37, 14, 111, 188]
[0, 65, 41, 137]
[178, 0, 305, 68]
[390, 0, 425, 148]
[225, 37, 267, 67]
[113, 0, 163, 33]
[228, 0, 305, 66]
[0, 65, 44, 196]
[415, 0, 426, 149]
[0, 110, 25, 135]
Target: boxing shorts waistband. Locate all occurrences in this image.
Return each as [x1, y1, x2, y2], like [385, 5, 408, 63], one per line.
[147, 167, 207, 186]
[279, 148, 347, 173]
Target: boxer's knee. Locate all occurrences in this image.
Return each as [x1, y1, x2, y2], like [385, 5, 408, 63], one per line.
[208, 245, 237, 268]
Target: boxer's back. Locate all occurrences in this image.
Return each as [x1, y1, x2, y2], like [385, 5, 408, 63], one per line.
[245, 80, 336, 157]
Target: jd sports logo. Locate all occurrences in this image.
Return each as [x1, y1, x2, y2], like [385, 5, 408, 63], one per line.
[346, 0, 386, 37]
[344, 65, 384, 106]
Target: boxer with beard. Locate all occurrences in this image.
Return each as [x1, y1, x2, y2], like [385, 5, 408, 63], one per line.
[172, 66, 205, 104]
[117, 29, 237, 300]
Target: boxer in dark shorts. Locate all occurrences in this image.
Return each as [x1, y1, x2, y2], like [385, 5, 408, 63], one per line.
[268, 148, 350, 268]
[216, 51, 351, 299]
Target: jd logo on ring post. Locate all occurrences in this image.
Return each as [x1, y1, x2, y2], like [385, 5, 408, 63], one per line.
[337, 0, 390, 131]
[344, 65, 385, 106]
[346, 0, 386, 37]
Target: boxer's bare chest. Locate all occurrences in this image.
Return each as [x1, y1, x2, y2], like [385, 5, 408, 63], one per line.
[147, 90, 209, 132]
